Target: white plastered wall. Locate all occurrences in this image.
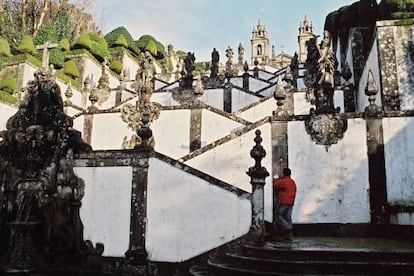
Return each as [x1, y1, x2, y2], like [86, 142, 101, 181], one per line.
[75, 167, 132, 257]
[289, 118, 371, 223]
[146, 157, 251, 262]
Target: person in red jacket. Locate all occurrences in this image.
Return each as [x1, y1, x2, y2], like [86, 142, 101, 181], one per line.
[273, 168, 297, 241]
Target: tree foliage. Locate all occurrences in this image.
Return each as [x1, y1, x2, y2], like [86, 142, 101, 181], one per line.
[0, 0, 96, 48]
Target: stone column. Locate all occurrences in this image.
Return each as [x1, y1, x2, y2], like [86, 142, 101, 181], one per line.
[189, 106, 202, 152]
[271, 78, 289, 228]
[377, 23, 400, 111]
[364, 70, 388, 225]
[125, 113, 153, 264]
[83, 114, 93, 145]
[246, 130, 269, 242]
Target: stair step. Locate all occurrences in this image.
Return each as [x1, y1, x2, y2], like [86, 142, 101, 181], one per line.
[222, 252, 414, 275]
[242, 242, 414, 263]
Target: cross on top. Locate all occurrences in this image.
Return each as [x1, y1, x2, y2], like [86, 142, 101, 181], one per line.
[36, 41, 59, 70]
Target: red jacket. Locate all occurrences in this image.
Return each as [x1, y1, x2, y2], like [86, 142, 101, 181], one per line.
[273, 176, 297, 205]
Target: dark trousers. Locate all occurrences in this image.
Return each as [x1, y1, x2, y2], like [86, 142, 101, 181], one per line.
[275, 203, 293, 237]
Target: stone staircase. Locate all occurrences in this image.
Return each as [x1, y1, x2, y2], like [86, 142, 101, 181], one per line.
[189, 237, 414, 275]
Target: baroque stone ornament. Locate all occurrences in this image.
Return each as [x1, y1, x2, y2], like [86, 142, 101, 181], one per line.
[304, 31, 347, 150]
[121, 102, 160, 149]
[305, 113, 348, 151]
[0, 68, 94, 272]
[273, 76, 288, 119]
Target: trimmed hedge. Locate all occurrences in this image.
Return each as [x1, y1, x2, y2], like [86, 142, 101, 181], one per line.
[110, 60, 123, 74]
[105, 26, 140, 55]
[63, 60, 80, 79]
[114, 34, 128, 48]
[0, 90, 17, 105]
[59, 38, 71, 51]
[0, 76, 17, 94]
[16, 35, 36, 55]
[0, 36, 12, 57]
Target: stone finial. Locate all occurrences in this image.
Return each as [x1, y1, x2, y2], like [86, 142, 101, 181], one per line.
[247, 130, 269, 181]
[243, 61, 249, 73]
[64, 85, 73, 105]
[194, 75, 204, 96]
[364, 70, 382, 116]
[88, 87, 99, 112]
[273, 76, 288, 119]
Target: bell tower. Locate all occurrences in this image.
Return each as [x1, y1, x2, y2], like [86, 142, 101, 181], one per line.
[251, 19, 270, 65]
[298, 15, 315, 63]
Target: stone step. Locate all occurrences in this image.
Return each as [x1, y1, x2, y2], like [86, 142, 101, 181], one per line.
[190, 237, 414, 275]
[242, 242, 414, 263]
[219, 251, 414, 275]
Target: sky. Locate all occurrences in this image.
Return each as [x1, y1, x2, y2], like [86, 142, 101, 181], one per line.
[96, 0, 359, 62]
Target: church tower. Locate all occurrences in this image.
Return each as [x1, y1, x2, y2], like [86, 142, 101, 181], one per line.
[251, 19, 270, 65]
[298, 15, 315, 63]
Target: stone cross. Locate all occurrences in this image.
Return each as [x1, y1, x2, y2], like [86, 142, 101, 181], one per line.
[36, 41, 59, 70]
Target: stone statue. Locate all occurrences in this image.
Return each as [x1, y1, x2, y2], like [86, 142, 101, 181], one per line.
[317, 30, 336, 86]
[210, 48, 220, 78]
[133, 53, 155, 104]
[238, 43, 245, 66]
[180, 52, 195, 89]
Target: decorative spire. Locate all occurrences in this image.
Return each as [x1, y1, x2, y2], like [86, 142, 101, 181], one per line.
[364, 70, 382, 116]
[273, 76, 288, 119]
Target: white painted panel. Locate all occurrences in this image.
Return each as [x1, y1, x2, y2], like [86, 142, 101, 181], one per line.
[238, 98, 275, 122]
[146, 157, 251, 262]
[201, 109, 244, 146]
[202, 89, 223, 110]
[91, 113, 134, 150]
[75, 167, 132, 257]
[185, 124, 273, 221]
[151, 109, 191, 159]
[383, 117, 414, 207]
[289, 119, 370, 223]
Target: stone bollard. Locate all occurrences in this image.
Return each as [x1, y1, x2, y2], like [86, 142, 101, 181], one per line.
[246, 130, 269, 243]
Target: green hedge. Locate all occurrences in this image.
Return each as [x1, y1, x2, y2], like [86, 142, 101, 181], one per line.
[0, 90, 17, 105]
[63, 60, 80, 79]
[110, 60, 123, 74]
[0, 76, 17, 93]
[114, 34, 128, 48]
[16, 35, 36, 55]
[0, 36, 12, 57]
[105, 26, 140, 55]
[59, 38, 71, 51]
